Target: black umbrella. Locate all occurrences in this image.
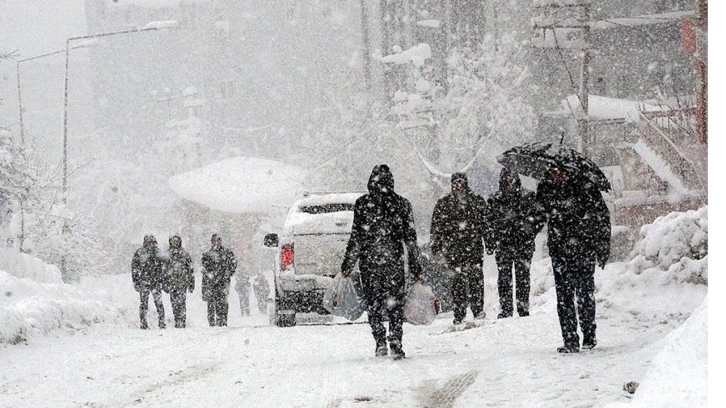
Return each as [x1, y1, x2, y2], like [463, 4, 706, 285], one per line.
[497, 142, 611, 191]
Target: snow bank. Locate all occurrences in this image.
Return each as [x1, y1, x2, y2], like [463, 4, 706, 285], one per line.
[632, 206, 708, 274]
[0, 271, 133, 345]
[625, 296, 708, 407]
[0, 248, 62, 284]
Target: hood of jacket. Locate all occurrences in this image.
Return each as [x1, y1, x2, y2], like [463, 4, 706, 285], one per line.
[367, 164, 395, 196]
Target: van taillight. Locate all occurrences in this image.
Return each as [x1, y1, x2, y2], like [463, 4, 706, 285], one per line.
[281, 244, 294, 270]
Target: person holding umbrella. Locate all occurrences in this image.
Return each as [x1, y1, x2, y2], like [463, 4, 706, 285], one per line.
[536, 167, 610, 352]
[498, 142, 611, 353]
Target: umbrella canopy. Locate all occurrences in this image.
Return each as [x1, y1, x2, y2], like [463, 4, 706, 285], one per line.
[497, 142, 611, 191]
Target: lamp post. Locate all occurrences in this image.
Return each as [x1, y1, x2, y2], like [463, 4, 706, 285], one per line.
[59, 21, 178, 279]
[14, 45, 95, 253]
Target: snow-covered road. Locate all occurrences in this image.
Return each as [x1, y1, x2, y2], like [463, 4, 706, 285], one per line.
[1, 294, 694, 407]
[1, 207, 709, 407]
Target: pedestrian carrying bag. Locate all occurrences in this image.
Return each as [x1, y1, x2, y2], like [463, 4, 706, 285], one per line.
[404, 282, 439, 325]
[323, 274, 366, 321]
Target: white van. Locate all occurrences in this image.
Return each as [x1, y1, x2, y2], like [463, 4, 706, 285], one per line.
[263, 192, 363, 327]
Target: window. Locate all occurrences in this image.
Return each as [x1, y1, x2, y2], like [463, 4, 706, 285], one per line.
[299, 203, 355, 214]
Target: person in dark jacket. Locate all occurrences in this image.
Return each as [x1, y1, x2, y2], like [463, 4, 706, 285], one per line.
[430, 172, 488, 325]
[485, 168, 544, 319]
[201, 234, 238, 327]
[131, 234, 166, 329]
[341, 164, 422, 360]
[162, 233, 195, 328]
[536, 167, 611, 353]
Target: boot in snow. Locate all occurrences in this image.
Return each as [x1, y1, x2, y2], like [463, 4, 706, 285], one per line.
[375, 338, 388, 357]
[389, 340, 406, 360]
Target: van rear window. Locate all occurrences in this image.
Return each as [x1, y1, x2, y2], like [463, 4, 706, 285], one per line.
[298, 203, 355, 214]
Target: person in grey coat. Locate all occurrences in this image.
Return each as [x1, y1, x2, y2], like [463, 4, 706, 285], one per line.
[201, 234, 237, 327]
[163, 233, 195, 328]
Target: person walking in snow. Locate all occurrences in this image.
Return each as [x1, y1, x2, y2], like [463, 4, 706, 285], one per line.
[341, 164, 422, 360]
[536, 167, 611, 353]
[234, 266, 251, 316]
[201, 233, 237, 327]
[131, 234, 166, 329]
[430, 172, 489, 325]
[485, 168, 544, 319]
[252, 271, 270, 313]
[162, 233, 195, 328]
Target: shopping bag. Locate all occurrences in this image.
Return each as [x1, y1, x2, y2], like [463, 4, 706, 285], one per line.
[404, 282, 439, 325]
[323, 274, 367, 321]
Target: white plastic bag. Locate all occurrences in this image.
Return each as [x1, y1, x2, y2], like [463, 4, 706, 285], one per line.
[323, 274, 367, 321]
[404, 282, 438, 325]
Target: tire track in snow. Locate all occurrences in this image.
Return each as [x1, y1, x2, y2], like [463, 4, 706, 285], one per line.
[129, 362, 219, 406]
[416, 369, 479, 408]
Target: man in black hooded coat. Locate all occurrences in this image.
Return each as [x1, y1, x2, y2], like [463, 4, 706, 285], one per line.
[485, 168, 544, 318]
[341, 164, 422, 360]
[430, 172, 488, 325]
[131, 234, 166, 329]
[536, 168, 611, 353]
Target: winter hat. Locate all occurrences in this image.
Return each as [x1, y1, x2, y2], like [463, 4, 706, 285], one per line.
[451, 172, 468, 185]
[143, 234, 157, 246]
[169, 233, 182, 246]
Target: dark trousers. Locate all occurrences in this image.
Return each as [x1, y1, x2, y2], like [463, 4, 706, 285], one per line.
[451, 263, 484, 323]
[169, 289, 188, 328]
[552, 257, 597, 348]
[367, 292, 405, 345]
[206, 285, 229, 326]
[139, 288, 165, 329]
[496, 251, 533, 316]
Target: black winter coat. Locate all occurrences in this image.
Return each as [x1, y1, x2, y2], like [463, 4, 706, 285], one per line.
[131, 246, 166, 292]
[201, 246, 237, 299]
[163, 247, 195, 292]
[341, 165, 421, 302]
[536, 175, 611, 265]
[485, 174, 544, 256]
[430, 189, 488, 266]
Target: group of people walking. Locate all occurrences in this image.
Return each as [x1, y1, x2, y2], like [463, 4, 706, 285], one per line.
[131, 233, 240, 329]
[342, 163, 611, 359]
[131, 162, 611, 359]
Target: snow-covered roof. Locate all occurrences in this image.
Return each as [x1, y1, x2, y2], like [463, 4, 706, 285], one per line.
[591, 10, 694, 31]
[561, 94, 664, 122]
[109, 0, 208, 9]
[168, 156, 306, 215]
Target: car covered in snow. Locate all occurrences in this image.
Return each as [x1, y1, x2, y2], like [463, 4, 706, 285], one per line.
[263, 192, 364, 327]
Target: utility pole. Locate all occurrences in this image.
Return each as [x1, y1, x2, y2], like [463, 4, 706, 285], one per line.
[532, 0, 592, 152]
[577, 3, 591, 154]
[360, 0, 373, 113]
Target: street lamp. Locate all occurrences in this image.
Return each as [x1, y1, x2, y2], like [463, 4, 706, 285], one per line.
[62, 21, 179, 201]
[16, 42, 97, 147]
[14, 43, 96, 253]
[59, 21, 178, 279]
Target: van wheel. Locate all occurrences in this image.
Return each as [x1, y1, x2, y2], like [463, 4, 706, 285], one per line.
[273, 288, 297, 327]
